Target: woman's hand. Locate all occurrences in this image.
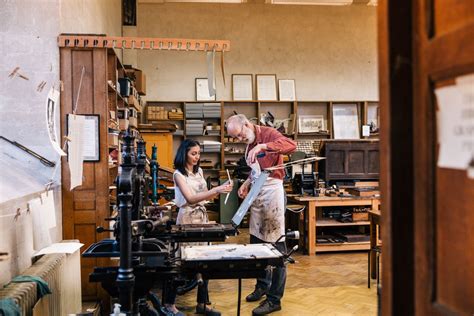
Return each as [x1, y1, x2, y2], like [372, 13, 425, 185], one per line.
[213, 181, 233, 194]
[238, 180, 250, 199]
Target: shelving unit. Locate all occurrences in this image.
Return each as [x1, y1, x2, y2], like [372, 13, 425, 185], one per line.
[60, 47, 142, 301]
[144, 100, 379, 176]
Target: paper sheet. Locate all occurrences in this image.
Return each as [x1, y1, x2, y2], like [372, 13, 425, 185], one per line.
[206, 51, 216, 97]
[82, 117, 98, 159]
[30, 197, 52, 251]
[67, 114, 85, 190]
[34, 242, 84, 256]
[40, 191, 57, 229]
[45, 88, 66, 156]
[434, 74, 474, 170]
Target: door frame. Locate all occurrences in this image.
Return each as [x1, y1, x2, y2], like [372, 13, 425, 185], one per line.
[378, 1, 415, 315]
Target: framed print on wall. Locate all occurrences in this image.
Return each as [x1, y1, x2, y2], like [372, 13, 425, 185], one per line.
[256, 74, 277, 101]
[232, 74, 253, 101]
[195, 78, 216, 101]
[278, 79, 296, 101]
[332, 103, 360, 139]
[298, 115, 325, 133]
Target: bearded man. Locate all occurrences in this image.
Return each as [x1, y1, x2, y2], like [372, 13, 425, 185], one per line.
[226, 114, 296, 315]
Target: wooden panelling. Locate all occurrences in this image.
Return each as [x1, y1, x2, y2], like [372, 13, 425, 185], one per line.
[413, 0, 474, 315]
[436, 167, 474, 311]
[61, 47, 113, 302]
[434, 0, 474, 36]
[81, 265, 97, 297]
[74, 211, 96, 224]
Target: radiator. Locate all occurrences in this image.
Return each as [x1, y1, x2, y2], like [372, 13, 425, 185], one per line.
[0, 250, 82, 315]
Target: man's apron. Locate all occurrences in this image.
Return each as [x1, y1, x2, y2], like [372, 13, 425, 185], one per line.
[246, 145, 285, 243]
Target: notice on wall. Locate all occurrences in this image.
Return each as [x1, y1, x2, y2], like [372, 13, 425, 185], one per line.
[30, 197, 52, 251]
[434, 73, 474, 177]
[67, 114, 85, 190]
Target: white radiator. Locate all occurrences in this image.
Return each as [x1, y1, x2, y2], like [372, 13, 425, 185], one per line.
[0, 250, 82, 315]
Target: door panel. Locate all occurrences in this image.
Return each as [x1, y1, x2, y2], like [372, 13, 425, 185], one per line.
[436, 168, 474, 313]
[434, 0, 474, 36]
[414, 0, 474, 315]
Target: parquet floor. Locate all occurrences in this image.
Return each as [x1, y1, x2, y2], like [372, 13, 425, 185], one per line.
[169, 230, 378, 316]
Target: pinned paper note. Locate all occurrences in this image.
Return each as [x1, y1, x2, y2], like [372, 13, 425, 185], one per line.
[30, 197, 52, 251]
[362, 125, 370, 137]
[46, 87, 66, 156]
[67, 114, 85, 190]
[434, 73, 474, 172]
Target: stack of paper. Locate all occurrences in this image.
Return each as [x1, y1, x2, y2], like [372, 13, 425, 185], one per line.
[201, 140, 222, 153]
[185, 103, 204, 118]
[186, 120, 204, 135]
[203, 103, 221, 118]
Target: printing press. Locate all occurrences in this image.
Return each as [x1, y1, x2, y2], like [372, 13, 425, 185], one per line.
[83, 131, 298, 315]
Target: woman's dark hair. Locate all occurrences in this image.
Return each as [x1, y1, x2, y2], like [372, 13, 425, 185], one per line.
[174, 139, 201, 176]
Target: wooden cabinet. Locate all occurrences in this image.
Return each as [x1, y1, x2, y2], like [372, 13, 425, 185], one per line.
[319, 140, 380, 183]
[60, 47, 130, 301]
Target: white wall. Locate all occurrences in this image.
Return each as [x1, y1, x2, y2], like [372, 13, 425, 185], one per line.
[136, 3, 378, 101]
[0, 0, 121, 286]
[60, 0, 122, 37]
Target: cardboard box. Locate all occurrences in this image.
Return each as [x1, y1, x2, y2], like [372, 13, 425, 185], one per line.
[108, 133, 119, 147]
[119, 118, 129, 130]
[135, 69, 146, 95]
[352, 212, 369, 222]
[129, 116, 138, 128]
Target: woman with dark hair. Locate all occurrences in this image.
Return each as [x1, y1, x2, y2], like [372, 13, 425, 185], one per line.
[163, 139, 232, 316]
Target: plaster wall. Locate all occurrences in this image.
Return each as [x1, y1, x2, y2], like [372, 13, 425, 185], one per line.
[0, 0, 121, 286]
[136, 3, 378, 101]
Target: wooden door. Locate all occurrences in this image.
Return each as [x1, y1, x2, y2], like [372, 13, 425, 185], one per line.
[379, 0, 474, 315]
[413, 1, 474, 315]
[141, 132, 173, 168]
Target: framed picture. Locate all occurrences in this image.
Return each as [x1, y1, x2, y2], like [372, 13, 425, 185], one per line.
[256, 74, 277, 101]
[298, 115, 325, 133]
[278, 79, 296, 101]
[232, 74, 253, 101]
[195, 78, 216, 101]
[66, 114, 100, 161]
[332, 103, 360, 139]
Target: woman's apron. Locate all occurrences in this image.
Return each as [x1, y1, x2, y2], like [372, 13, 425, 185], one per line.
[175, 169, 209, 225]
[246, 145, 285, 243]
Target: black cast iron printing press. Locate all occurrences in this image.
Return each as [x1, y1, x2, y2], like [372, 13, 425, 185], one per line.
[83, 130, 299, 315]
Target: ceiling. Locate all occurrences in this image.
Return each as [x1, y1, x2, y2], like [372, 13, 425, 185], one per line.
[138, 0, 377, 5]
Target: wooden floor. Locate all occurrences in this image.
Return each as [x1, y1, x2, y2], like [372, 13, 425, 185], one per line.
[171, 230, 378, 316]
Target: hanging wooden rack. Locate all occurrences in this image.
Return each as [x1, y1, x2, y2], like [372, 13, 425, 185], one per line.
[58, 35, 231, 52]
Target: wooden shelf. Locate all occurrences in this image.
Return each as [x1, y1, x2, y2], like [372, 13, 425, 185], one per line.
[317, 219, 370, 227]
[224, 152, 245, 155]
[315, 241, 370, 252]
[297, 132, 330, 136]
[150, 118, 184, 121]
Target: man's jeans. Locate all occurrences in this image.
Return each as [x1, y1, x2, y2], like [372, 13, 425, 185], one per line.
[250, 234, 287, 305]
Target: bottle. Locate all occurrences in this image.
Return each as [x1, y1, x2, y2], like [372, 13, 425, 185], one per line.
[111, 303, 126, 316]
